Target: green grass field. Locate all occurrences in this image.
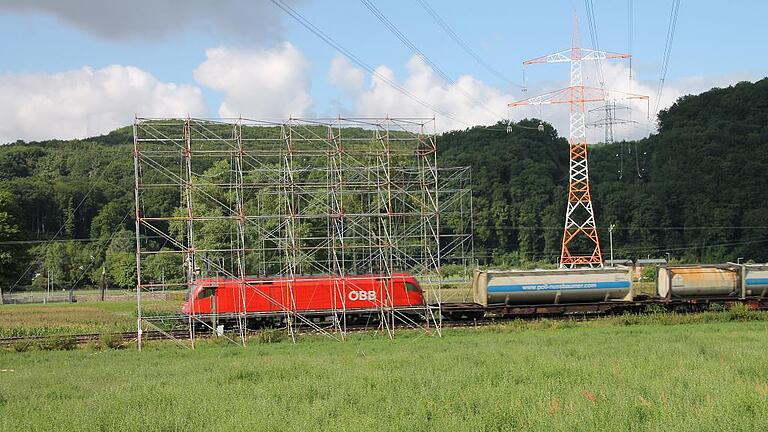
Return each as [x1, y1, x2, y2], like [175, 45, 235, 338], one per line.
[1, 315, 767, 431]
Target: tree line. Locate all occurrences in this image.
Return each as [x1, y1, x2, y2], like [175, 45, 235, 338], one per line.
[1, 78, 766, 291]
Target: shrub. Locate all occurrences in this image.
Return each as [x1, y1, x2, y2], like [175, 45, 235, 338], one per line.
[11, 340, 33, 353]
[99, 333, 125, 349]
[38, 336, 77, 351]
[707, 303, 726, 312]
[727, 303, 757, 321]
[644, 304, 666, 314]
[256, 328, 286, 344]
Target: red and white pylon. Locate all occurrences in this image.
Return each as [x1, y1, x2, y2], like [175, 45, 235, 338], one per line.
[509, 15, 648, 268]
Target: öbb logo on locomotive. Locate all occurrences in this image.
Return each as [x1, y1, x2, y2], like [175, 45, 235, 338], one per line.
[348, 290, 377, 301]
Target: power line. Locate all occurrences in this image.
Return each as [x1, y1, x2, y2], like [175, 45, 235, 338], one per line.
[471, 225, 768, 231]
[654, 0, 682, 114]
[474, 237, 768, 260]
[414, 0, 522, 88]
[67, 209, 132, 291]
[358, 0, 503, 120]
[271, 0, 537, 132]
[584, 0, 603, 81]
[270, 0, 469, 127]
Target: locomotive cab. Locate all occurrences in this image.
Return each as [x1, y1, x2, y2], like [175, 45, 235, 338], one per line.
[181, 282, 218, 314]
[393, 273, 425, 306]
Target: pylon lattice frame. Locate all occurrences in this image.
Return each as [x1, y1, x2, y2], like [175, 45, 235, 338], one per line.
[510, 17, 648, 268]
[132, 117, 473, 348]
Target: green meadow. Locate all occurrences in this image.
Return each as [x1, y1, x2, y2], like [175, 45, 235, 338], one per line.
[1, 314, 767, 431]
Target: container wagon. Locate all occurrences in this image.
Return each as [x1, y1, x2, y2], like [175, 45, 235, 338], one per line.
[472, 267, 633, 307]
[657, 264, 768, 299]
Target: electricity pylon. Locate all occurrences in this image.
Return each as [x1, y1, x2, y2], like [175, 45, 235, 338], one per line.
[588, 101, 636, 144]
[509, 16, 648, 268]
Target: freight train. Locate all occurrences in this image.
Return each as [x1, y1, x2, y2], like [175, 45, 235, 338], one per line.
[180, 264, 768, 327]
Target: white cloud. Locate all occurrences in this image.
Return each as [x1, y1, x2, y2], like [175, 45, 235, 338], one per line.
[194, 43, 313, 118]
[0, 65, 206, 143]
[328, 56, 365, 96]
[329, 55, 514, 132]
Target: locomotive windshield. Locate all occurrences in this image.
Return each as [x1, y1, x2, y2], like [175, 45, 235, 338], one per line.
[404, 282, 421, 293]
[197, 286, 216, 299]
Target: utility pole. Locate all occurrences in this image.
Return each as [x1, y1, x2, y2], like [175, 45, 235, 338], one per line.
[100, 265, 106, 301]
[609, 223, 615, 264]
[510, 14, 648, 268]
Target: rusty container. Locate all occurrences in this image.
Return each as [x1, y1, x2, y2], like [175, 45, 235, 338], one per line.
[656, 266, 739, 298]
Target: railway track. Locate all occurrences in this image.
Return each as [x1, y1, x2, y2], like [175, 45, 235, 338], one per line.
[3, 297, 767, 348]
[0, 330, 190, 348]
[0, 317, 517, 348]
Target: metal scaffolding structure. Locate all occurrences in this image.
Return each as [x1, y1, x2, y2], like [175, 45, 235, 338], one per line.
[132, 117, 473, 348]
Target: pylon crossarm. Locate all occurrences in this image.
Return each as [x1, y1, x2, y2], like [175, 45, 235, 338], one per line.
[523, 48, 628, 65]
[509, 86, 648, 108]
[579, 48, 629, 61]
[523, 48, 573, 65]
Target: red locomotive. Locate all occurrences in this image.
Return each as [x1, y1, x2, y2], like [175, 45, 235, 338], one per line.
[181, 273, 425, 319]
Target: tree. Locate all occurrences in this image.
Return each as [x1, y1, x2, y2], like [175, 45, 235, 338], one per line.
[0, 190, 24, 290]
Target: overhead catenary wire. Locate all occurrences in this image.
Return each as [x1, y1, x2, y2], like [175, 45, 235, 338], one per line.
[3, 224, 763, 247]
[7, 159, 117, 293]
[472, 236, 768, 261]
[67, 209, 133, 291]
[414, 0, 522, 88]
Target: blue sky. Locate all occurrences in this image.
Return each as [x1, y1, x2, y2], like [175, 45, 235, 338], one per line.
[0, 0, 765, 142]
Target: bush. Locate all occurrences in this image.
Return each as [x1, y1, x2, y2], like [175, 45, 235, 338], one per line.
[99, 333, 125, 349]
[11, 340, 33, 352]
[38, 336, 77, 351]
[727, 303, 757, 321]
[707, 302, 726, 312]
[643, 304, 666, 314]
[256, 328, 286, 344]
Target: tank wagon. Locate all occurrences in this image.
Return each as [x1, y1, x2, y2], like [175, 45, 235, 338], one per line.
[472, 267, 632, 306]
[656, 264, 768, 299]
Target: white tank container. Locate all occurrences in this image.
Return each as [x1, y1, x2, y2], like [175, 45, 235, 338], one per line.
[743, 264, 768, 297]
[472, 267, 632, 306]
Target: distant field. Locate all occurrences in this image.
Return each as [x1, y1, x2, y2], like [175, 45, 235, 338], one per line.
[1, 316, 768, 431]
[0, 300, 181, 338]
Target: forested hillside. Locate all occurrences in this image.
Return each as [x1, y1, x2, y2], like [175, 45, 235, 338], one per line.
[441, 78, 768, 265]
[1, 78, 766, 291]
